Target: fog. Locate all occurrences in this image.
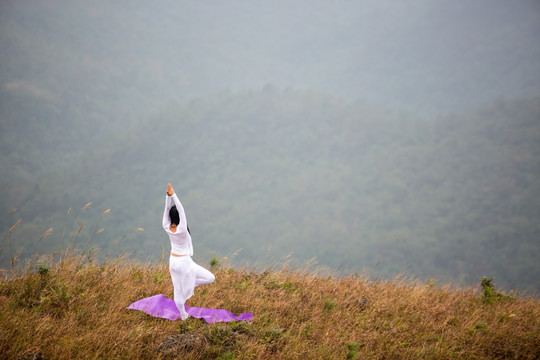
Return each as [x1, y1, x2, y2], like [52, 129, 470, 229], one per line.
[1, 1, 539, 292]
[2, 0, 539, 115]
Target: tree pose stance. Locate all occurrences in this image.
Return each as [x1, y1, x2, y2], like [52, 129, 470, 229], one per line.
[163, 183, 215, 320]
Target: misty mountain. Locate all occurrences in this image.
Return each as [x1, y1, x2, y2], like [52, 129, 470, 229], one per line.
[1, 1, 540, 292]
[3, 90, 539, 292]
[1, 1, 539, 138]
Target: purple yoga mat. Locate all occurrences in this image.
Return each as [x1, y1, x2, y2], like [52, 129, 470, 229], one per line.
[127, 294, 253, 323]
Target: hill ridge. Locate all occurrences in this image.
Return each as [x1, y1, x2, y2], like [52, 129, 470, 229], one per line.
[1, 254, 539, 359]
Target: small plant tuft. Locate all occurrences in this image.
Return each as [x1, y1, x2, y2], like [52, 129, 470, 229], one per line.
[217, 352, 235, 360]
[177, 320, 194, 334]
[37, 264, 49, 275]
[323, 300, 337, 312]
[480, 277, 515, 304]
[154, 272, 165, 284]
[475, 322, 488, 330]
[210, 257, 220, 270]
[347, 342, 360, 359]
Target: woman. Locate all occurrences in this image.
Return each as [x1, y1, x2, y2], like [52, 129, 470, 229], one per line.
[163, 183, 215, 320]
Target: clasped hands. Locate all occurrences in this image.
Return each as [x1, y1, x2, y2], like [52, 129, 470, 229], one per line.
[166, 183, 175, 196]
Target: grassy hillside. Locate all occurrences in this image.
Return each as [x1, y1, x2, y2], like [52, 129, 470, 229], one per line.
[1, 253, 538, 359]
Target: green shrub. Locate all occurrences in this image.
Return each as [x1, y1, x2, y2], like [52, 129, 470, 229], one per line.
[210, 257, 220, 270]
[481, 277, 515, 304]
[37, 264, 49, 275]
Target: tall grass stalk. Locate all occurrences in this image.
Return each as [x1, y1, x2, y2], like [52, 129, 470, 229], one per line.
[114, 227, 144, 258]
[82, 209, 110, 260]
[8, 222, 22, 271]
[1, 218, 21, 258]
[32, 227, 53, 256]
[64, 202, 91, 258]
[0, 209, 20, 263]
[60, 207, 71, 249]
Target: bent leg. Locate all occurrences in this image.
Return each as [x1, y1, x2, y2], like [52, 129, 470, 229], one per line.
[191, 260, 215, 287]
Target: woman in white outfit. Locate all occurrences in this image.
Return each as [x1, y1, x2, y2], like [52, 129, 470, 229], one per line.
[163, 183, 215, 320]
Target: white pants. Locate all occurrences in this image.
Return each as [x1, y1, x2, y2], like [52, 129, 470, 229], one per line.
[169, 256, 215, 320]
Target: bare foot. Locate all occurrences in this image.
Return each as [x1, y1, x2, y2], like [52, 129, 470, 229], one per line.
[167, 183, 175, 196]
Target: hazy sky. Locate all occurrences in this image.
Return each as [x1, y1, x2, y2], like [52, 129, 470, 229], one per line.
[1, 0, 539, 116]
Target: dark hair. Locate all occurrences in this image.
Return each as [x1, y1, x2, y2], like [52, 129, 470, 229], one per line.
[169, 205, 180, 226]
[169, 205, 191, 235]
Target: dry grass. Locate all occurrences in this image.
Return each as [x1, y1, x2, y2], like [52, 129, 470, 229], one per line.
[0, 254, 539, 359]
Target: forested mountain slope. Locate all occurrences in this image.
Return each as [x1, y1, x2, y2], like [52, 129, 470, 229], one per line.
[3, 91, 539, 292]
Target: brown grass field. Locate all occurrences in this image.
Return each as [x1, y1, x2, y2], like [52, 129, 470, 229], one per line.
[0, 252, 539, 359]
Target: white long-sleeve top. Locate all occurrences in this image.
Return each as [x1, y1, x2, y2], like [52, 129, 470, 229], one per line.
[163, 193, 193, 256]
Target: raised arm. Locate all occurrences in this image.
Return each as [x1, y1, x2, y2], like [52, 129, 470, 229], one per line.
[162, 193, 172, 229]
[172, 193, 188, 231]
